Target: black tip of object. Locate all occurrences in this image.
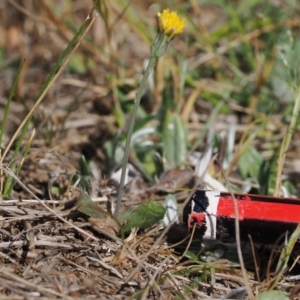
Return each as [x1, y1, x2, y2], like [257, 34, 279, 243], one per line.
[183, 190, 209, 225]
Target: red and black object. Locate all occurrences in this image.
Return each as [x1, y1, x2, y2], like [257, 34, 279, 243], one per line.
[183, 190, 300, 244]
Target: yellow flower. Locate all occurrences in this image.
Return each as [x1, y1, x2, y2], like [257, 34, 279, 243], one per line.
[157, 9, 185, 38]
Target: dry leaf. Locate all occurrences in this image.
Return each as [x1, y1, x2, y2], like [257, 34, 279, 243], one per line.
[88, 216, 121, 237]
[148, 168, 194, 193]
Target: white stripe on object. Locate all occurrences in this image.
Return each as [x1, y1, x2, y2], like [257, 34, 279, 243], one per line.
[163, 194, 178, 226]
[204, 191, 220, 239]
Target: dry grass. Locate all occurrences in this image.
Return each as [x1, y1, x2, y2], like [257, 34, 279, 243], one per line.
[1, 0, 300, 299]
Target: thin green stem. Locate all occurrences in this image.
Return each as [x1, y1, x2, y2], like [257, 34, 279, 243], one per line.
[0, 60, 25, 148]
[115, 56, 157, 216]
[0, 8, 96, 165]
[285, 88, 300, 153]
[271, 223, 300, 289]
[3, 129, 36, 197]
[274, 88, 300, 196]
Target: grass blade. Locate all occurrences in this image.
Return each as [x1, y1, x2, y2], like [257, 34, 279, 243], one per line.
[0, 59, 25, 148]
[0, 5, 97, 198]
[0, 6, 97, 165]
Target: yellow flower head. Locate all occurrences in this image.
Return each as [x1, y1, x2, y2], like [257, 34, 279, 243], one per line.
[157, 9, 185, 38]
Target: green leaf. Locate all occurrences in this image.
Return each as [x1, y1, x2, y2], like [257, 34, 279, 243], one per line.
[162, 111, 187, 170]
[238, 145, 263, 180]
[275, 224, 300, 278]
[77, 192, 108, 218]
[257, 160, 271, 195]
[74, 189, 121, 236]
[270, 38, 300, 101]
[112, 104, 125, 128]
[282, 180, 297, 196]
[133, 114, 155, 133]
[71, 156, 92, 192]
[78, 155, 91, 177]
[121, 201, 166, 234]
[76, 189, 117, 221]
[184, 251, 200, 261]
[118, 206, 136, 224]
[257, 291, 289, 300]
